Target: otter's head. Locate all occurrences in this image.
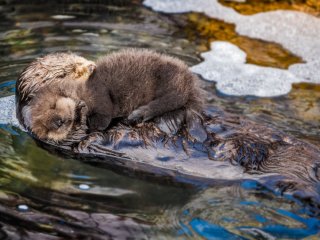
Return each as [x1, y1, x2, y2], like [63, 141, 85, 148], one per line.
[16, 52, 96, 103]
[29, 95, 77, 142]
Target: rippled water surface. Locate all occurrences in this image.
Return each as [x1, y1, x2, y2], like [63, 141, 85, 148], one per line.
[0, 0, 319, 239]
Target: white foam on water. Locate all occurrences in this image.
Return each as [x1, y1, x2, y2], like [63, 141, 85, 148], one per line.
[0, 95, 20, 127]
[191, 41, 299, 96]
[144, 0, 320, 96]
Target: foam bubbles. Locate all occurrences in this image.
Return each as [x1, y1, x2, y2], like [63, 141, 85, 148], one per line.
[0, 95, 20, 127]
[191, 41, 299, 97]
[144, 0, 320, 97]
[17, 204, 29, 211]
[79, 184, 90, 190]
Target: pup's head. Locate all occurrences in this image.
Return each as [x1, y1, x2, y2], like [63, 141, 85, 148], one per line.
[28, 94, 77, 142]
[17, 52, 96, 102]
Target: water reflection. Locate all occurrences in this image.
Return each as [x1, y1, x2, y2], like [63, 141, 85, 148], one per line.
[0, 129, 196, 238]
[0, 0, 319, 239]
[178, 185, 320, 239]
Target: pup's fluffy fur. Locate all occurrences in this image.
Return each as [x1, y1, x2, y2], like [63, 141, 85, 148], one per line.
[16, 52, 96, 128]
[84, 49, 203, 131]
[23, 86, 77, 141]
[17, 49, 204, 141]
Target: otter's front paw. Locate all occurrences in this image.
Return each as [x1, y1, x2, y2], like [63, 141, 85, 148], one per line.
[88, 114, 111, 132]
[75, 132, 105, 153]
[78, 100, 87, 109]
[88, 118, 104, 131]
[128, 105, 152, 123]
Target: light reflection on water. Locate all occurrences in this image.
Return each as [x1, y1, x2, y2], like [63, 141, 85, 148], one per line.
[0, 0, 319, 238]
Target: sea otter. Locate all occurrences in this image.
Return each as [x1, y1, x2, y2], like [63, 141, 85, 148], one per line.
[18, 49, 203, 141]
[84, 48, 203, 131]
[16, 52, 96, 129]
[15, 52, 320, 217]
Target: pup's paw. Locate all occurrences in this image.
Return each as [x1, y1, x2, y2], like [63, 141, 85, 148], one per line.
[75, 132, 105, 153]
[88, 115, 110, 132]
[128, 105, 152, 122]
[88, 118, 103, 131]
[77, 100, 87, 109]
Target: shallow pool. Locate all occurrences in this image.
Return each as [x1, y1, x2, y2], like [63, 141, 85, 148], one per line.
[0, 1, 319, 239]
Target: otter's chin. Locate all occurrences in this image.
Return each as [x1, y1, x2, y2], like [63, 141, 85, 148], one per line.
[47, 128, 71, 142]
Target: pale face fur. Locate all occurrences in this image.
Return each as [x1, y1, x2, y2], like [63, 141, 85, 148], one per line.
[30, 96, 77, 142]
[17, 52, 96, 101]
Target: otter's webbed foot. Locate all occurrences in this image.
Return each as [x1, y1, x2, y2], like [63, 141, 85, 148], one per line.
[128, 105, 153, 123]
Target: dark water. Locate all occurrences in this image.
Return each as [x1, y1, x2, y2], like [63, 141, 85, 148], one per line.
[0, 1, 319, 239]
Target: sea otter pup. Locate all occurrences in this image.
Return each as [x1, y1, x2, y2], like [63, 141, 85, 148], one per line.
[85, 49, 203, 131]
[19, 49, 203, 141]
[16, 52, 96, 128]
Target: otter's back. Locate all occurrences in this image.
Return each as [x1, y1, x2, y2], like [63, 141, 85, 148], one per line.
[92, 49, 194, 115]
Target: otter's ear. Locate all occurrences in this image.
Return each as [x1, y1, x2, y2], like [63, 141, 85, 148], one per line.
[88, 64, 96, 74]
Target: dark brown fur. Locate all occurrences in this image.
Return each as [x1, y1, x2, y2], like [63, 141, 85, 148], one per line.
[83, 49, 204, 131]
[19, 49, 204, 141]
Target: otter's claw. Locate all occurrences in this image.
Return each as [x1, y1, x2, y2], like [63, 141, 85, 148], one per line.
[128, 106, 151, 122]
[78, 100, 87, 109]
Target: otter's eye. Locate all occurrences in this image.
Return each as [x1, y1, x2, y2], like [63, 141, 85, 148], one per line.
[58, 72, 66, 78]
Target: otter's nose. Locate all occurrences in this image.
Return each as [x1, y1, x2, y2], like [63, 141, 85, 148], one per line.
[52, 118, 64, 129]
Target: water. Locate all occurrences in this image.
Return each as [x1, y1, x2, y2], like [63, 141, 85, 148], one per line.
[0, 0, 319, 239]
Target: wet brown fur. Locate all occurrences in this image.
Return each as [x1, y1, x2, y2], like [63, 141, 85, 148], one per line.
[17, 49, 204, 141]
[23, 85, 89, 142]
[16, 52, 96, 128]
[84, 49, 204, 131]
[25, 87, 75, 141]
